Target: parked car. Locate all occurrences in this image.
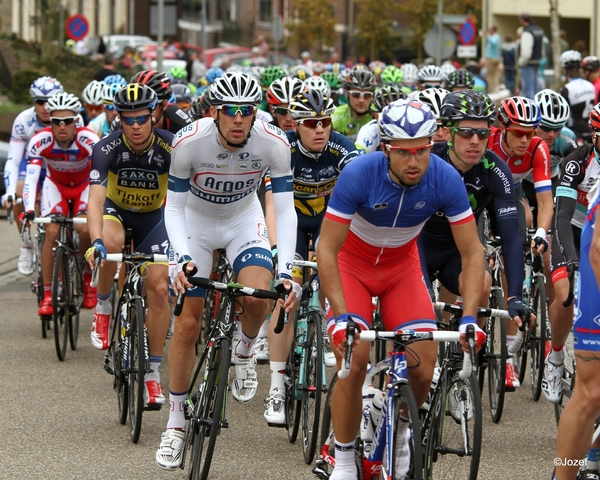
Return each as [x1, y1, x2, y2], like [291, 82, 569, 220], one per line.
[139, 42, 203, 61]
[105, 35, 155, 57]
[203, 47, 252, 68]
[209, 52, 299, 69]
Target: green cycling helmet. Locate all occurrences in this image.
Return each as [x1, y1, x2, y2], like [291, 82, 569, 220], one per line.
[260, 66, 286, 88]
[320, 72, 340, 89]
[380, 66, 403, 84]
[170, 66, 188, 79]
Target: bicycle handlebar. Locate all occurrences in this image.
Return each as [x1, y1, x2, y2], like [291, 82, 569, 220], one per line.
[433, 301, 511, 319]
[32, 217, 87, 224]
[90, 252, 168, 288]
[6, 196, 22, 225]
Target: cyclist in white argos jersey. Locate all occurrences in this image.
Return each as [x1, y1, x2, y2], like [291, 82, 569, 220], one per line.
[156, 72, 300, 470]
[2, 76, 64, 276]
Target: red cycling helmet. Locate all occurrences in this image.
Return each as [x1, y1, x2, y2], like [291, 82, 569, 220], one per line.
[589, 103, 600, 131]
[498, 96, 541, 128]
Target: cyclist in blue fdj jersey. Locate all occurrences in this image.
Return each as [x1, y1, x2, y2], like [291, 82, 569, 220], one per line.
[318, 99, 486, 480]
[263, 88, 359, 426]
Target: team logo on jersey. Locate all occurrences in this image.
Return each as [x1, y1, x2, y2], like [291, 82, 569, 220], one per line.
[90, 169, 100, 180]
[565, 160, 581, 176]
[239, 152, 250, 160]
[414, 201, 426, 210]
[15, 125, 25, 135]
[252, 162, 261, 169]
[218, 153, 228, 160]
[513, 159, 522, 166]
[122, 152, 130, 161]
[373, 203, 388, 210]
[239, 163, 248, 170]
[117, 169, 160, 189]
[258, 223, 268, 241]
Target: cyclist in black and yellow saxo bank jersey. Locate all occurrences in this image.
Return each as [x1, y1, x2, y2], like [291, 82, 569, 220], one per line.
[86, 83, 173, 410]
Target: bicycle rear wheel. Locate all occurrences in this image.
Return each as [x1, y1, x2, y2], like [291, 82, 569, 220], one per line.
[530, 276, 548, 401]
[52, 246, 70, 361]
[487, 289, 506, 423]
[128, 297, 146, 443]
[424, 371, 482, 480]
[302, 312, 323, 464]
[286, 338, 301, 443]
[380, 382, 423, 480]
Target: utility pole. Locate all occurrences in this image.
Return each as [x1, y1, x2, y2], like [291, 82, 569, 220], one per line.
[157, 0, 164, 72]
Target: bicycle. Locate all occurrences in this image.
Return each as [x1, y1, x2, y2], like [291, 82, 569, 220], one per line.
[21, 215, 47, 337]
[174, 274, 287, 480]
[93, 230, 168, 444]
[285, 259, 328, 465]
[200, 249, 233, 349]
[33, 216, 86, 361]
[314, 318, 477, 480]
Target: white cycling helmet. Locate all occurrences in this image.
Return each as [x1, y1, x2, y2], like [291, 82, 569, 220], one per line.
[534, 89, 570, 128]
[210, 71, 262, 106]
[415, 87, 450, 119]
[417, 65, 445, 84]
[45, 92, 82, 114]
[400, 63, 419, 85]
[30, 76, 63, 100]
[266, 77, 306, 106]
[560, 49, 582, 69]
[440, 62, 457, 80]
[378, 99, 437, 140]
[82, 80, 105, 106]
[304, 75, 331, 98]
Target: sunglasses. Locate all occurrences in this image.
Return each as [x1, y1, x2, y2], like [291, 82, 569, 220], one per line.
[450, 127, 492, 139]
[217, 105, 255, 117]
[296, 117, 332, 129]
[105, 104, 116, 111]
[120, 114, 152, 126]
[507, 128, 536, 139]
[34, 99, 48, 106]
[50, 116, 77, 126]
[273, 107, 289, 116]
[85, 104, 104, 113]
[348, 91, 374, 100]
[385, 142, 433, 159]
[423, 83, 441, 89]
[539, 125, 562, 133]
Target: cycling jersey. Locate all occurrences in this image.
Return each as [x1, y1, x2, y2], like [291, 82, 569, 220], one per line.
[256, 108, 273, 123]
[526, 127, 577, 181]
[23, 127, 99, 213]
[355, 119, 379, 154]
[487, 126, 551, 192]
[88, 112, 111, 138]
[419, 143, 523, 299]
[166, 118, 296, 281]
[331, 104, 374, 140]
[573, 184, 600, 351]
[161, 105, 192, 134]
[560, 77, 596, 142]
[90, 129, 173, 213]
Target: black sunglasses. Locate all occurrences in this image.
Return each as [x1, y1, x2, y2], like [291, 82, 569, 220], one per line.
[50, 116, 77, 126]
[539, 125, 562, 133]
[450, 127, 492, 139]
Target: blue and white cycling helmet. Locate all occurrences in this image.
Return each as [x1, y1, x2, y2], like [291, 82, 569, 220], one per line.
[102, 82, 122, 104]
[30, 76, 63, 100]
[103, 74, 128, 86]
[378, 99, 437, 140]
[206, 67, 225, 84]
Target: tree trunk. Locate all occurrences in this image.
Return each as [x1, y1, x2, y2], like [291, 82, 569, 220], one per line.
[549, 0, 562, 90]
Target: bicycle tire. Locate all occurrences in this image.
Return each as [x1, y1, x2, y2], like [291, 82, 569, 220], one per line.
[302, 312, 323, 464]
[286, 338, 301, 443]
[530, 276, 548, 401]
[314, 373, 336, 478]
[372, 311, 387, 390]
[128, 297, 146, 443]
[52, 246, 70, 361]
[68, 252, 83, 351]
[487, 289, 506, 423]
[424, 371, 482, 480]
[114, 299, 128, 425]
[514, 330, 527, 386]
[380, 382, 423, 480]
[196, 337, 230, 480]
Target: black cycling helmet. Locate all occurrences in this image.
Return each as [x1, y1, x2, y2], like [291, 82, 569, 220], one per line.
[190, 92, 212, 120]
[342, 69, 377, 92]
[288, 88, 336, 120]
[583, 56, 600, 72]
[372, 86, 406, 113]
[440, 90, 497, 126]
[130, 70, 172, 101]
[172, 84, 192, 103]
[446, 69, 475, 90]
[113, 83, 159, 113]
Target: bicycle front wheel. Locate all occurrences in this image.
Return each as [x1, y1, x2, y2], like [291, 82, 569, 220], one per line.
[380, 382, 423, 480]
[530, 276, 548, 401]
[424, 371, 482, 480]
[68, 252, 83, 350]
[302, 312, 323, 464]
[286, 338, 301, 443]
[52, 246, 70, 361]
[114, 300, 128, 425]
[127, 297, 146, 443]
[487, 289, 506, 423]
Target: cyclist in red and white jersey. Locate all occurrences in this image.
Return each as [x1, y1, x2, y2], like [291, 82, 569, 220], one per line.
[22, 92, 99, 317]
[318, 99, 485, 480]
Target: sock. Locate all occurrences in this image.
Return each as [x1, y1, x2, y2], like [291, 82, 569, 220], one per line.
[95, 292, 112, 315]
[258, 319, 269, 338]
[166, 391, 187, 430]
[43, 284, 51, 299]
[235, 330, 257, 358]
[147, 356, 161, 382]
[333, 440, 355, 468]
[549, 346, 564, 365]
[506, 335, 516, 351]
[269, 361, 286, 392]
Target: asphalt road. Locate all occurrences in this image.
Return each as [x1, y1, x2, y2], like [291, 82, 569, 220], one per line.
[0, 210, 564, 479]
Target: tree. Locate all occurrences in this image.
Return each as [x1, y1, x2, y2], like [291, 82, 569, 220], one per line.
[549, 0, 562, 90]
[287, 0, 335, 59]
[354, 0, 401, 61]
[36, 0, 67, 62]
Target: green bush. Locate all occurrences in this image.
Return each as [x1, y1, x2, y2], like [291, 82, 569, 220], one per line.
[10, 69, 43, 104]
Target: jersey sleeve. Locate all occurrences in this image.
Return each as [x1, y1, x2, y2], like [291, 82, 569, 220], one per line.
[355, 121, 379, 155]
[531, 139, 552, 193]
[90, 132, 119, 187]
[336, 132, 361, 171]
[4, 112, 30, 196]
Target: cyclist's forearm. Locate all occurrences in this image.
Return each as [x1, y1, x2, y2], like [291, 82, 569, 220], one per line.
[22, 162, 41, 212]
[535, 189, 553, 233]
[460, 251, 486, 317]
[87, 185, 106, 241]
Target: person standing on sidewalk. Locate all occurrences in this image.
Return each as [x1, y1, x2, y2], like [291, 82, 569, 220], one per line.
[517, 12, 544, 100]
[484, 25, 502, 93]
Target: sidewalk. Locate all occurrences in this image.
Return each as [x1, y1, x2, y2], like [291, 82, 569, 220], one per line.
[0, 208, 22, 276]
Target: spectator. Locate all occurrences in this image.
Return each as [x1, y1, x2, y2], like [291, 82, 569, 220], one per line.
[484, 25, 502, 92]
[254, 35, 270, 57]
[94, 53, 116, 81]
[501, 35, 517, 94]
[190, 51, 207, 85]
[582, 56, 600, 104]
[328, 52, 340, 64]
[559, 30, 570, 53]
[97, 36, 106, 56]
[301, 51, 313, 72]
[573, 39, 589, 58]
[517, 11, 544, 100]
[75, 38, 89, 56]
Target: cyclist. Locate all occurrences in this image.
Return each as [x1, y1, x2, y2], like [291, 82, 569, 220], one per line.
[553, 181, 600, 480]
[155, 72, 300, 470]
[130, 70, 192, 134]
[2, 76, 63, 276]
[265, 76, 305, 132]
[85, 83, 172, 408]
[582, 55, 600, 104]
[22, 92, 98, 316]
[171, 83, 192, 113]
[189, 92, 212, 121]
[417, 65, 446, 90]
[400, 63, 419, 92]
[332, 69, 377, 140]
[318, 99, 485, 480]
[263, 89, 360, 426]
[542, 104, 600, 404]
[81, 80, 105, 124]
[414, 87, 451, 143]
[355, 85, 405, 154]
[446, 69, 475, 92]
[559, 50, 596, 144]
[88, 82, 121, 138]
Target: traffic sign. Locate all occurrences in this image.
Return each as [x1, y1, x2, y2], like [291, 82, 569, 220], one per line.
[423, 26, 457, 60]
[458, 19, 477, 46]
[271, 15, 284, 43]
[457, 45, 477, 58]
[65, 14, 89, 41]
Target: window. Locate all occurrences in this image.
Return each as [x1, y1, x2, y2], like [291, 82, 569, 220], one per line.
[258, 0, 271, 23]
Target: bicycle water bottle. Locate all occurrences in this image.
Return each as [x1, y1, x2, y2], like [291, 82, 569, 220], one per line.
[361, 385, 379, 442]
[421, 366, 441, 412]
[369, 390, 386, 434]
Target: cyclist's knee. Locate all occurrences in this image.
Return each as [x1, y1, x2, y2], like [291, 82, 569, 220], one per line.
[240, 295, 269, 319]
[174, 313, 202, 345]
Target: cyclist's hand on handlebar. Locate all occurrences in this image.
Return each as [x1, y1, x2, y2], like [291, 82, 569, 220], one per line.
[531, 228, 548, 255]
[23, 210, 35, 225]
[507, 297, 528, 329]
[169, 255, 195, 294]
[274, 276, 301, 313]
[85, 238, 107, 269]
[458, 315, 486, 353]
